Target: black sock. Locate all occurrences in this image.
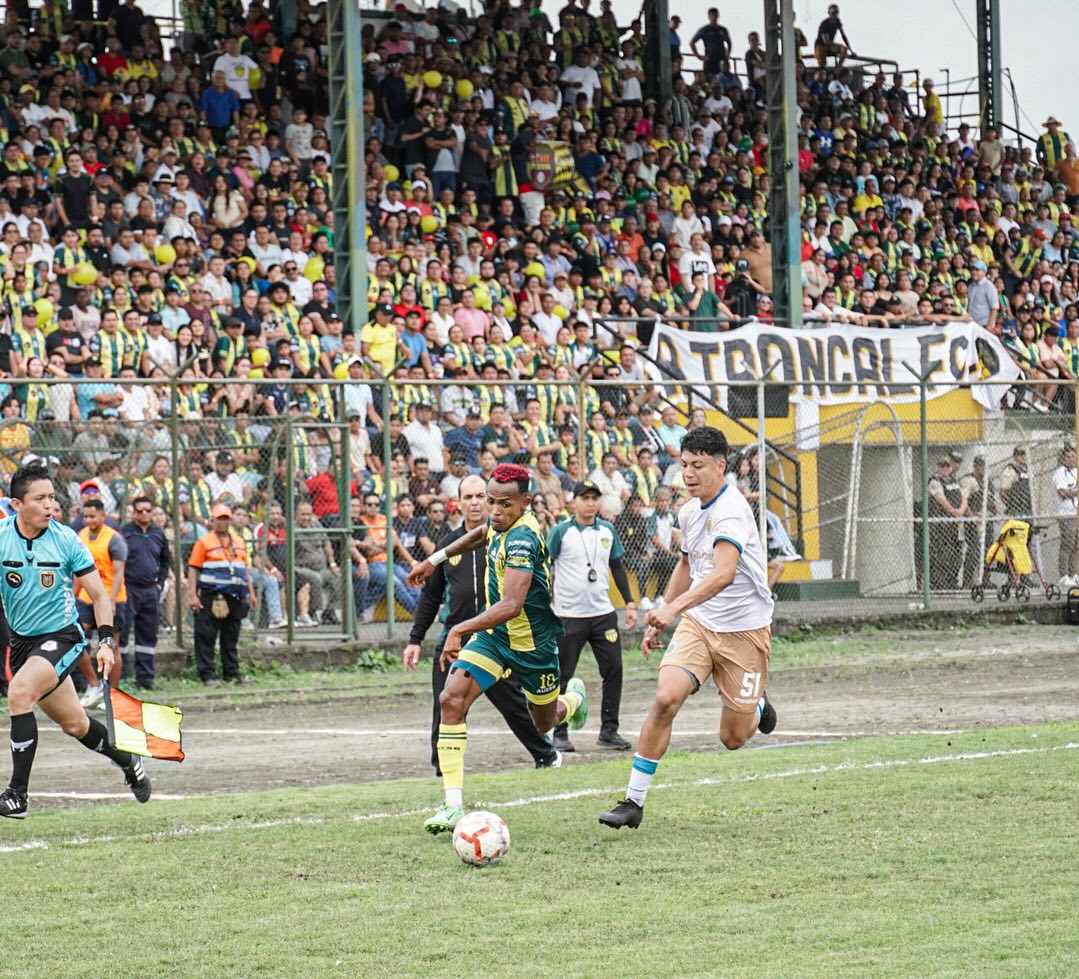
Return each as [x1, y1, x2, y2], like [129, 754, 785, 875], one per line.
[9, 712, 37, 793]
[77, 717, 132, 769]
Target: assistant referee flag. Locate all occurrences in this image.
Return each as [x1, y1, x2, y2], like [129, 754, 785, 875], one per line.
[104, 684, 186, 762]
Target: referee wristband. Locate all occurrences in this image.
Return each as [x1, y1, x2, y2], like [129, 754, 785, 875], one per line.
[430, 548, 449, 567]
[97, 624, 115, 642]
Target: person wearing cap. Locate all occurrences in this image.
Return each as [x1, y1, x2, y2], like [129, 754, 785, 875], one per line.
[186, 502, 256, 686]
[1038, 116, 1072, 172]
[361, 302, 407, 377]
[924, 452, 966, 590]
[966, 259, 999, 332]
[546, 480, 637, 752]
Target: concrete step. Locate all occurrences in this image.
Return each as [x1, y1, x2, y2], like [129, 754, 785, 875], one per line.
[774, 579, 861, 602]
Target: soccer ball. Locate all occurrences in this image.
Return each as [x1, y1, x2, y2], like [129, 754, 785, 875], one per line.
[452, 810, 510, 867]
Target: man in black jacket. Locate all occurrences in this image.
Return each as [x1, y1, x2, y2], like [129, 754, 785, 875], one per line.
[402, 474, 560, 770]
[120, 495, 171, 689]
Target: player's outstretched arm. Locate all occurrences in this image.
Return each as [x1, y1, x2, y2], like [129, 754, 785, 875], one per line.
[642, 553, 692, 656]
[407, 524, 487, 587]
[440, 567, 531, 669]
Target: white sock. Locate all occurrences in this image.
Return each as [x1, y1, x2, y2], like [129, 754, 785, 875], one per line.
[445, 787, 463, 809]
[626, 754, 660, 806]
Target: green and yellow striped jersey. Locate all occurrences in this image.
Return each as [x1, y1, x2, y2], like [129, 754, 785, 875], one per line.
[484, 512, 563, 653]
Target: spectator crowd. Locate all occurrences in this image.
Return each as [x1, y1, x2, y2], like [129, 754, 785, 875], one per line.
[0, 0, 1073, 624]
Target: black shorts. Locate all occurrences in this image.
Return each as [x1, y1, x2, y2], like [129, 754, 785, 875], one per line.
[9, 625, 88, 683]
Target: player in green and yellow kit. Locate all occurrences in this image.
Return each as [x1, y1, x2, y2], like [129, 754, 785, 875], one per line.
[407, 464, 588, 833]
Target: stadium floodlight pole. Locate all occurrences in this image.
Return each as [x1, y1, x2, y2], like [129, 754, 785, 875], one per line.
[346, 0, 368, 339]
[764, 0, 802, 327]
[976, 0, 1002, 130]
[904, 361, 933, 610]
[327, 0, 368, 337]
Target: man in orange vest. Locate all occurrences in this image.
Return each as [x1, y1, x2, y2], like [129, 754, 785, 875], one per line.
[74, 497, 127, 708]
[187, 503, 256, 686]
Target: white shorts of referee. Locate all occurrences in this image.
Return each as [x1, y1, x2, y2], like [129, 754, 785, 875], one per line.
[553, 610, 631, 751]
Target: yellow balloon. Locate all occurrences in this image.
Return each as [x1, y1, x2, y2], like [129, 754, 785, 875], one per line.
[251, 347, 271, 367]
[524, 261, 546, 279]
[466, 274, 481, 286]
[72, 262, 98, 286]
[34, 298, 54, 322]
[304, 256, 325, 282]
[383, 164, 400, 183]
[456, 79, 474, 99]
[248, 367, 264, 380]
[333, 362, 350, 380]
[422, 70, 442, 89]
[552, 304, 567, 320]
[238, 256, 257, 272]
[472, 288, 491, 310]
[420, 214, 439, 234]
[155, 244, 177, 264]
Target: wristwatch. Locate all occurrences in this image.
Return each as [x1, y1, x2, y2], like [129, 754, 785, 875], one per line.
[98, 636, 116, 648]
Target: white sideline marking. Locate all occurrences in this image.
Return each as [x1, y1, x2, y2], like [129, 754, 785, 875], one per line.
[33, 792, 191, 801]
[2, 741, 1074, 856]
[171, 727, 962, 739]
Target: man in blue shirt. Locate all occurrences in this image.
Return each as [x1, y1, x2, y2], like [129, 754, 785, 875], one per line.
[0, 462, 151, 819]
[444, 409, 485, 470]
[198, 70, 241, 142]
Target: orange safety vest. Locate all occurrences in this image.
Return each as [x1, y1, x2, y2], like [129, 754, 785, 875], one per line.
[76, 525, 127, 603]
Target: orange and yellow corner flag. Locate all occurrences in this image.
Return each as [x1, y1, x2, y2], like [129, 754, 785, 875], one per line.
[104, 684, 185, 762]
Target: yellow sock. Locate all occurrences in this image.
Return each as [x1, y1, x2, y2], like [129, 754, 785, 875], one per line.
[557, 691, 581, 724]
[436, 722, 467, 808]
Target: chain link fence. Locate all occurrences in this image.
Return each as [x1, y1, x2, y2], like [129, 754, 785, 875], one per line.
[0, 373, 1072, 657]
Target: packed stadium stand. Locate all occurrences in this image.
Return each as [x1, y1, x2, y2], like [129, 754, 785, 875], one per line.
[0, 0, 1073, 628]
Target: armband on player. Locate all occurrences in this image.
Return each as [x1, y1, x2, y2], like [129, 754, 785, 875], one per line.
[430, 548, 448, 566]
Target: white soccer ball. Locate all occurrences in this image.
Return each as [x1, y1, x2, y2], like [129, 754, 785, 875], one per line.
[452, 810, 510, 867]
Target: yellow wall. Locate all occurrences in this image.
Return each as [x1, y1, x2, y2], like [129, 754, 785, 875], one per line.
[700, 391, 986, 563]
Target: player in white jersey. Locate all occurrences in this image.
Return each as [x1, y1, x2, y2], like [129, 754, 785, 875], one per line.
[600, 427, 777, 828]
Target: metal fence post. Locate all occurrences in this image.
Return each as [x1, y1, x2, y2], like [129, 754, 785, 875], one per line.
[919, 373, 931, 610]
[338, 382, 355, 640]
[168, 371, 184, 649]
[756, 377, 768, 549]
[576, 372, 588, 472]
[381, 376, 395, 640]
[285, 413, 296, 645]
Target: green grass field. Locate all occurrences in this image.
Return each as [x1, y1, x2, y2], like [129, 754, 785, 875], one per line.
[3, 723, 1078, 979]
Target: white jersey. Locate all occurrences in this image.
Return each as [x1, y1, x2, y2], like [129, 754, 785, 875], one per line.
[548, 518, 623, 618]
[678, 485, 773, 632]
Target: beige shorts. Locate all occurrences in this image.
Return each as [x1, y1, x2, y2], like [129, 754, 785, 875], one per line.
[660, 615, 771, 713]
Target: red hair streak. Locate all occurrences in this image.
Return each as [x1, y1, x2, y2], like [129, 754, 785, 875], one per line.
[491, 463, 532, 484]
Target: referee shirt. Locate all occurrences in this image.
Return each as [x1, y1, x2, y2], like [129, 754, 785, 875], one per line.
[547, 518, 624, 619]
[0, 517, 95, 637]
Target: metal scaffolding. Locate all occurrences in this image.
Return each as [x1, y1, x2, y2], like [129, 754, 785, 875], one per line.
[327, 0, 368, 336]
[763, 0, 802, 327]
[975, 0, 1002, 130]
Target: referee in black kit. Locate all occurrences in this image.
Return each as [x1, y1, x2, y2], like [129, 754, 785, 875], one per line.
[547, 481, 638, 752]
[402, 474, 561, 770]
